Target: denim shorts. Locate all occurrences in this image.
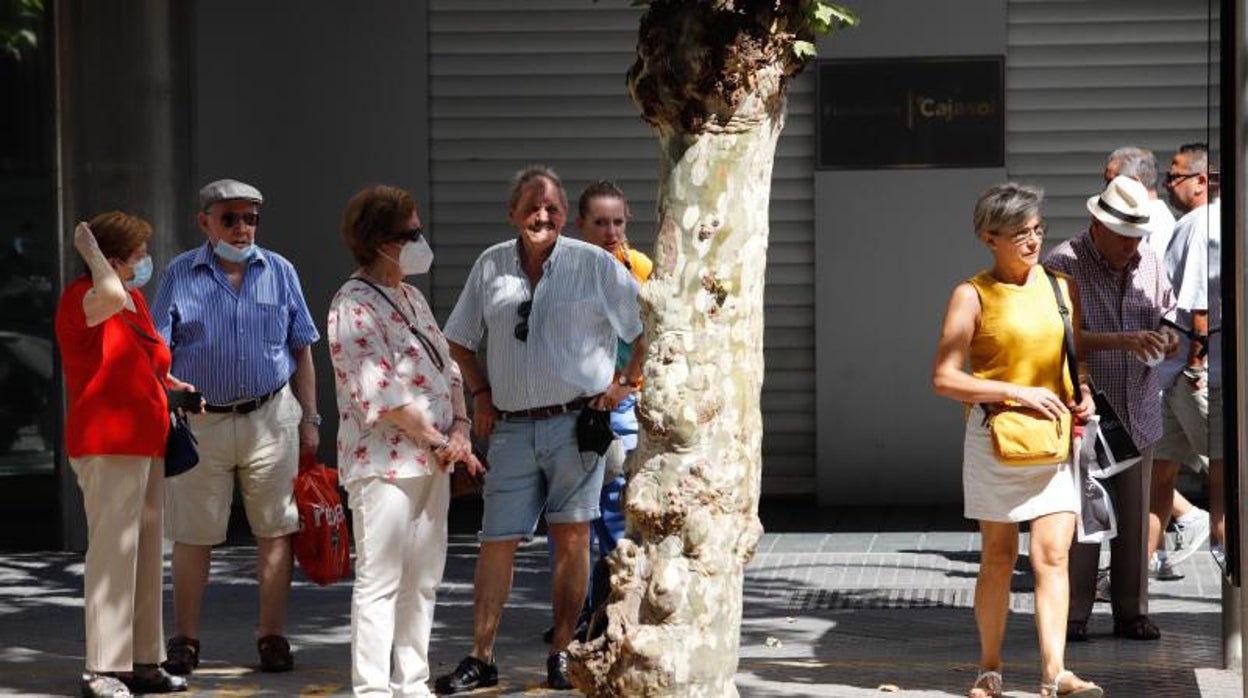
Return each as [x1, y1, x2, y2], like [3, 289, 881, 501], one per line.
[480, 411, 604, 541]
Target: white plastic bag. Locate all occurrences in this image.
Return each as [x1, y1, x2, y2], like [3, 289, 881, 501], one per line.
[1074, 432, 1118, 544]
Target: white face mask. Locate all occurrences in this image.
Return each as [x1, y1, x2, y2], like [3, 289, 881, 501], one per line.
[214, 238, 257, 264]
[395, 236, 433, 275]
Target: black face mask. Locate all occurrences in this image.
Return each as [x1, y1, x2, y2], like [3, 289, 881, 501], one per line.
[576, 407, 615, 456]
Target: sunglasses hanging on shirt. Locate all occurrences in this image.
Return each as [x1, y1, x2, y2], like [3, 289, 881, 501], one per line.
[352, 277, 446, 373]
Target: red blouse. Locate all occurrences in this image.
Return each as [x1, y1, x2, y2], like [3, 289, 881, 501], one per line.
[55, 276, 172, 458]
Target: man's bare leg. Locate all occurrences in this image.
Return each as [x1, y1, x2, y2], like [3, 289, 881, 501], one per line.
[471, 540, 520, 661]
[547, 522, 591, 653]
[257, 534, 293, 637]
[171, 543, 212, 638]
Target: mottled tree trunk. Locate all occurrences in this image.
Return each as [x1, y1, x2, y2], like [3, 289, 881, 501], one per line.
[568, 1, 800, 694]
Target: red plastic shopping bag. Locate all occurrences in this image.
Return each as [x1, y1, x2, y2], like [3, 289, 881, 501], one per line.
[293, 454, 351, 586]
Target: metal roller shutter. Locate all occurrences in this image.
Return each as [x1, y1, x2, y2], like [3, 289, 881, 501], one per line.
[429, 1, 817, 494]
[1006, 0, 1220, 241]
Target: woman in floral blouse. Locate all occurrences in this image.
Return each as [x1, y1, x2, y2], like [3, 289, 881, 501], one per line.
[329, 185, 483, 697]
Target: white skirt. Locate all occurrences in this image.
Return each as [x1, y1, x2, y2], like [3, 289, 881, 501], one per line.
[963, 406, 1078, 523]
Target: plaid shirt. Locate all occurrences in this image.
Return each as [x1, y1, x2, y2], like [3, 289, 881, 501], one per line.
[1044, 231, 1175, 449]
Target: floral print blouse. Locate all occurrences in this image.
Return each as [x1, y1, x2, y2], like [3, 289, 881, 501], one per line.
[328, 277, 462, 486]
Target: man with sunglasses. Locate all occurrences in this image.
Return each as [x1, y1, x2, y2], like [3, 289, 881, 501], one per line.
[1044, 175, 1178, 644]
[436, 166, 642, 693]
[1151, 143, 1224, 574]
[151, 179, 321, 676]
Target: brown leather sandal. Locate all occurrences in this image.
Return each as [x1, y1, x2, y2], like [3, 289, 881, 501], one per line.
[161, 636, 199, 675]
[257, 634, 293, 673]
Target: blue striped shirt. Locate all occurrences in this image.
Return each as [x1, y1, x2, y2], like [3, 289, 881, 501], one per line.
[443, 236, 641, 412]
[151, 243, 320, 404]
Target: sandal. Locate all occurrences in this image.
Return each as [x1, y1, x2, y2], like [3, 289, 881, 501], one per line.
[161, 636, 199, 675]
[120, 665, 188, 693]
[257, 634, 294, 673]
[968, 669, 1002, 698]
[1113, 614, 1160, 640]
[81, 673, 132, 698]
[1066, 620, 1088, 643]
[1041, 669, 1103, 697]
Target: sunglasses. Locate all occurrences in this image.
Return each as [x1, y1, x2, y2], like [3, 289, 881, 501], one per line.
[514, 300, 532, 342]
[219, 211, 261, 228]
[394, 227, 424, 242]
[1164, 172, 1199, 185]
[999, 222, 1045, 246]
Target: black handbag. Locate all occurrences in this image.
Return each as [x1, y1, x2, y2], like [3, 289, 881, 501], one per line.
[164, 413, 199, 477]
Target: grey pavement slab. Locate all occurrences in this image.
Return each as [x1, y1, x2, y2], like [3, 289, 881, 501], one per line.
[0, 526, 1242, 696]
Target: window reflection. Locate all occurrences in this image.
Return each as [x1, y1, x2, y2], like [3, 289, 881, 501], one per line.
[0, 0, 56, 476]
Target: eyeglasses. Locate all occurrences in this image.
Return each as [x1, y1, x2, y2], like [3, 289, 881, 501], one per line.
[1164, 171, 1199, 186]
[219, 211, 260, 228]
[998, 223, 1045, 246]
[514, 300, 532, 342]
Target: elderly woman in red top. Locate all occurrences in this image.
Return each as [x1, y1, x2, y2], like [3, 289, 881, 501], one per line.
[55, 213, 193, 698]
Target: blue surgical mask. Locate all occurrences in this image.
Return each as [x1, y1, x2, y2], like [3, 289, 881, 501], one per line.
[213, 238, 257, 264]
[125, 255, 153, 289]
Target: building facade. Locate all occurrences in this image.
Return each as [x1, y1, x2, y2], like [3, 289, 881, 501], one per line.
[0, 1, 1224, 549]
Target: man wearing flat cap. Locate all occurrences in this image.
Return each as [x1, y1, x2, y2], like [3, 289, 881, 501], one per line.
[1044, 175, 1178, 644]
[151, 178, 321, 675]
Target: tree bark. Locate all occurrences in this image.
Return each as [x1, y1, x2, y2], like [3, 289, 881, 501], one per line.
[568, 2, 797, 693]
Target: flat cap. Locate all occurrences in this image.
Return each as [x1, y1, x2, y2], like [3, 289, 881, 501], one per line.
[199, 179, 263, 210]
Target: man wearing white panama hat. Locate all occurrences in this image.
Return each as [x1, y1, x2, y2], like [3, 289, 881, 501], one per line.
[1044, 175, 1179, 643]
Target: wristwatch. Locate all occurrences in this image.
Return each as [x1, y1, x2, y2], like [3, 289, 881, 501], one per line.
[302, 413, 323, 426]
[617, 374, 640, 388]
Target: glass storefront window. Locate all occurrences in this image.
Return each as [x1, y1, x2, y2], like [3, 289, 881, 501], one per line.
[0, 0, 58, 547]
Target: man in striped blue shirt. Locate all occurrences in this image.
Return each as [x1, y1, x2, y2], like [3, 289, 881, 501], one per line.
[435, 167, 643, 693]
[150, 179, 321, 676]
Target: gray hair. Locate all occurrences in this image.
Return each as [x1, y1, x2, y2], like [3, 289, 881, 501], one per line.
[1107, 146, 1159, 191]
[507, 165, 568, 212]
[973, 183, 1044, 236]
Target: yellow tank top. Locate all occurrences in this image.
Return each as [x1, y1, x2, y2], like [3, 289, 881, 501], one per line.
[967, 268, 1075, 402]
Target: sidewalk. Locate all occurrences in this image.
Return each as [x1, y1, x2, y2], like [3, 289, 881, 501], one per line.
[0, 504, 1240, 696]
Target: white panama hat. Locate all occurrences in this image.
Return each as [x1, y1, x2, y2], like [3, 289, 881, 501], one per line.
[1086, 175, 1152, 238]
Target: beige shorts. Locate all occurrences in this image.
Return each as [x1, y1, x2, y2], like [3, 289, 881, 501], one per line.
[165, 385, 301, 545]
[1154, 381, 1223, 470]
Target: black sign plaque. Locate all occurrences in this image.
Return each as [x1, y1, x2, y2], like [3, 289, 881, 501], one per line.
[816, 56, 1004, 170]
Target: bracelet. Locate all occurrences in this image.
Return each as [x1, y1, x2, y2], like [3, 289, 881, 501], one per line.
[453, 415, 472, 427]
[472, 386, 491, 398]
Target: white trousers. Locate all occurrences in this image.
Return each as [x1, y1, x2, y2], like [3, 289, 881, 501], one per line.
[69, 455, 165, 673]
[347, 473, 450, 697]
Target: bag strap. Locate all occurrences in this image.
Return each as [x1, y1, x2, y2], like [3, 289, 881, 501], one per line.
[980, 270, 1082, 423]
[350, 277, 447, 373]
[121, 315, 171, 399]
[1044, 269, 1082, 403]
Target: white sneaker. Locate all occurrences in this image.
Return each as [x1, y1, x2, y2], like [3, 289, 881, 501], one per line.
[1095, 567, 1112, 602]
[1149, 552, 1184, 580]
[1169, 509, 1211, 566]
[1211, 544, 1227, 573]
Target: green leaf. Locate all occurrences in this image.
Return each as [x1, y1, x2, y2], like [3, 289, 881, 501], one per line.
[813, 3, 836, 27]
[793, 40, 817, 59]
[824, 3, 860, 28]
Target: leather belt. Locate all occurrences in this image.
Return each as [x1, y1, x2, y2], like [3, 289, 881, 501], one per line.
[499, 398, 589, 421]
[204, 385, 284, 415]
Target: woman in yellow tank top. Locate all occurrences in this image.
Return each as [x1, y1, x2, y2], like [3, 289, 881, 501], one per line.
[933, 184, 1100, 698]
